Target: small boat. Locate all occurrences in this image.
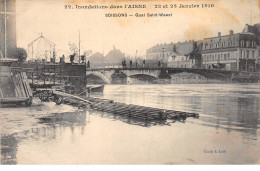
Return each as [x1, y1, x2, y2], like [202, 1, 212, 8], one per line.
[87, 85, 104, 93]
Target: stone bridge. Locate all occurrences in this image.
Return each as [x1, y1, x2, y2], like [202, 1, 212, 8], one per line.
[85, 67, 254, 84]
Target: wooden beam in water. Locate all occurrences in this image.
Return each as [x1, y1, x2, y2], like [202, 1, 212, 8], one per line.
[51, 93, 199, 121]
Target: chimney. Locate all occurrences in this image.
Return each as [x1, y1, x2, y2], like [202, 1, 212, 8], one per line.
[218, 32, 221, 37]
[230, 30, 234, 35]
[243, 24, 249, 33]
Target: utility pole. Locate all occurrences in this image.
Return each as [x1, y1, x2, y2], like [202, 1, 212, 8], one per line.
[78, 30, 81, 63]
[4, 0, 7, 58]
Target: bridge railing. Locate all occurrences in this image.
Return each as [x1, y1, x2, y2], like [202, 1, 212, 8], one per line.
[87, 63, 260, 75]
[88, 63, 121, 69]
[87, 62, 168, 69]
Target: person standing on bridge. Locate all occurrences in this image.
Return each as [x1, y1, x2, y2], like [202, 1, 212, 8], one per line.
[70, 54, 75, 64]
[124, 59, 127, 68]
[130, 60, 132, 68]
[87, 60, 90, 68]
[122, 60, 125, 68]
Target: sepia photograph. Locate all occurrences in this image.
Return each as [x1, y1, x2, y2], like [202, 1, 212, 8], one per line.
[0, 0, 260, 165]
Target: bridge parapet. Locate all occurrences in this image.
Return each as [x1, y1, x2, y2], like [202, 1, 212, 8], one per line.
[86, 67, 258, 83]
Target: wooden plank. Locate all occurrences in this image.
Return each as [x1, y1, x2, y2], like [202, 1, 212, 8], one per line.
[21, 72, 33, 97]
[15, 74, 26, 97]
[0, 77, 16, 97]
[11, 75, 20, 97]
[18, 74, 27, 97]
[0, 88, 3, 98]
[53, 90, 92, 104]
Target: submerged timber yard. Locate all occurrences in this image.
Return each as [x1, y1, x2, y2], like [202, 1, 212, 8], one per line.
[1, 0, 260, 165]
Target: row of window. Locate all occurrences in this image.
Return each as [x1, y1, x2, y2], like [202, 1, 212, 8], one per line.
[203, 53, 232, 61]
[240, 40, 256, 48]
[146, 52, 171, 59]
[240, 50, 255, 59]
[203, 40, 256, 50]
[204, 41, 233, 50]
[203, 50, 257, 62]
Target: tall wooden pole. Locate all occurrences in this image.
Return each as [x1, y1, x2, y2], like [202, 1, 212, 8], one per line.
[79, 31, 81, 63]
[4, 0, 7, 58]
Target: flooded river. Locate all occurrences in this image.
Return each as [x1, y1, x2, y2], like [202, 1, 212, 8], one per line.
[1, 84, 260, 164]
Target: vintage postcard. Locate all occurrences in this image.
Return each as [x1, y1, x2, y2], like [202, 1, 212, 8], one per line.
[0, 0, 260, 165]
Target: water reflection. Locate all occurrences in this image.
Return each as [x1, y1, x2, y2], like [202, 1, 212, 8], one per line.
[1, 107, 189, 164]
[99, 84, 260, 139]
[198, 95, 259, 139]
[38, 109, 88, 126]
[0, 109, 88, 165]
[1, 134, 18, 164]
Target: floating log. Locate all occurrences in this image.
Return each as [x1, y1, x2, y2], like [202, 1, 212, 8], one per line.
[50, 91, 199, 123]
[85, 97, 199, 121]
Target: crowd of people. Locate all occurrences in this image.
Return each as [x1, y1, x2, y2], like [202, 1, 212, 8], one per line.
[61, 53, 164, 69]
[121, 59, 162, 68]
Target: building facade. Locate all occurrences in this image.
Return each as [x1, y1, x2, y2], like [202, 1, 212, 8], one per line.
[167, 41, 202, 68]
[257, 45, 260, 71]
[202, 24, 260, 71]
[0, 0, 17, 58]
[146, 43, 175, 63]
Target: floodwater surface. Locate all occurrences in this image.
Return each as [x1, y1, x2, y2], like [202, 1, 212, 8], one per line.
[0, 84, 260, 164]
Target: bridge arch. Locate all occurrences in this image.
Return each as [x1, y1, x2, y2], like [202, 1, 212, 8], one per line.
[122, 69, 160, 79]
[86, 72, 111, 84]
[128, 74, 158, 80]
[167, 68, 231, 79]
[127, 74, 158, 83]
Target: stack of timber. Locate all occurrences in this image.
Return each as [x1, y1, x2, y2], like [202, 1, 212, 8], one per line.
[49, 91, 199, 125]
[86, 97, 199, 122]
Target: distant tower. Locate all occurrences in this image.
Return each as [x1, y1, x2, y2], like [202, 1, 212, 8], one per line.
[0, 0, 17, 58]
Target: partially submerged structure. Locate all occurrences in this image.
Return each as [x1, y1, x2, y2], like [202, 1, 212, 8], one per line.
[0, 60, 32, 105]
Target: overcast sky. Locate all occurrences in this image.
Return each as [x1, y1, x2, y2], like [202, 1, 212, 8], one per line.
[16, 0, 260, 59]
